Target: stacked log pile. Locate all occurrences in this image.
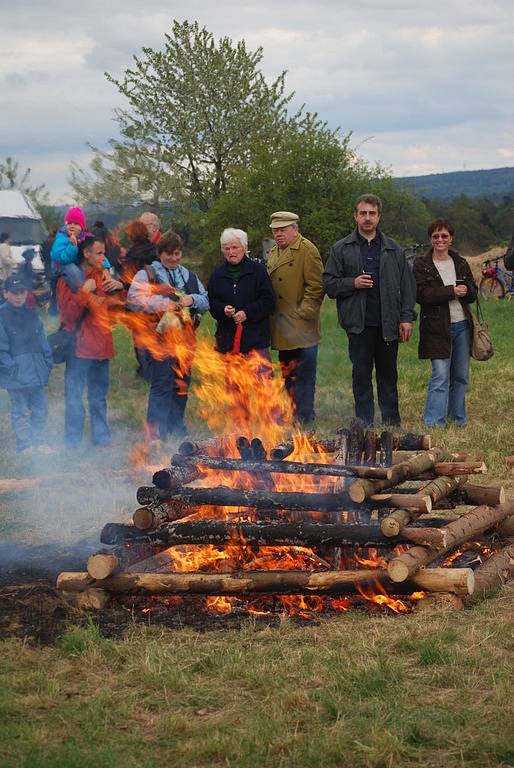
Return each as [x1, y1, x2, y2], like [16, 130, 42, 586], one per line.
[56, 427, 514, 614]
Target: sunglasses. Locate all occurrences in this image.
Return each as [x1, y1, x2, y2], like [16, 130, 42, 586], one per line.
[432, 233, 450, 240]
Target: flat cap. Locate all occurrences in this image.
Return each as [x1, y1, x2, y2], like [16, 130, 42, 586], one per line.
[269, 211, 299, 229]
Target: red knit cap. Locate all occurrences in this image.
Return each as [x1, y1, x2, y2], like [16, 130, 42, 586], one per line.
[64, 207, 86, 230]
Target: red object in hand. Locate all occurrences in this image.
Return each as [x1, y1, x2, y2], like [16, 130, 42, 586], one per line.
[232, 322, 243, 353]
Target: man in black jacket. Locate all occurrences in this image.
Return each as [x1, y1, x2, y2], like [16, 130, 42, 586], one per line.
[323, 194, 416, 426]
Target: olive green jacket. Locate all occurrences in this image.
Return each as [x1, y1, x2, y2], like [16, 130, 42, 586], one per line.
[266, 233, 324, 350]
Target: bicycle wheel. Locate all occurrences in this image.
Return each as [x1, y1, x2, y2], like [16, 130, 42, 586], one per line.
[479, 277, 505, 299]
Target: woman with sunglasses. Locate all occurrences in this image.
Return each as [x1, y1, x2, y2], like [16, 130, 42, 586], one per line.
[413, 218, 477, 427]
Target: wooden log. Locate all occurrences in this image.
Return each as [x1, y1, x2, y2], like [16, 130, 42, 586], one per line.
[152, 465, 204, 490]
[363, 430, 378, 466]
[62, 588, 110, 610]
[56, 566, 474, 597]
[498, 515, 514, 538]
[236, 436, 253, 460]
[87, 552, 121, 580]
[154, 519, 418, 547]
[459, 484, 505, 507]
[171, 454, 390, 480]
[347, 420, 365, 465]
[348, 450, 442, 502]
[133, 499, 194, 531]
[250, 438, 267, 460]
[388, 501, 514, 582]
[415, 593, 464, 612]
[391, 450, 483, 463]
[370, 493, 432, 514]
[137, 486, 161, 505]
[178, 436, 230, 456]
[379, 431, 394, 467]
[464, 543, 514, 604]
[100, 523, 162, 545]
[270, 441, 294, 461]
[380, 509, 412, 537]
[434, 462, 486, 476]
[379, 476, 463, 537]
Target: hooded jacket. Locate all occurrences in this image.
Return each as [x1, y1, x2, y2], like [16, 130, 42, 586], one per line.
[0, 302, 53, 389]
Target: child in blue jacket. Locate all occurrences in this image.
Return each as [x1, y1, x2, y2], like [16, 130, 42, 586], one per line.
[0, 275, 54, 453]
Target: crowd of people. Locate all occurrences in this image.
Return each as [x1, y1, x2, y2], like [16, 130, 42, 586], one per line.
[0, 194, 482, 455]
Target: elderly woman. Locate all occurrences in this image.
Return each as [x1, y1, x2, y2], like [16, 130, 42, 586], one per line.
[207, 228, 275, 356]
[413, 218, 477, 427]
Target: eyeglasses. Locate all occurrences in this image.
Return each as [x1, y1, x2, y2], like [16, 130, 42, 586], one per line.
[432, 233, 450, 240]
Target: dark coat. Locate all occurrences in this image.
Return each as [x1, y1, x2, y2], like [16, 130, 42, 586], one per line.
[413, 249, 477, 359]
[323, 229, 417, 341]
[208, 256, 275, 353]
[0, 303, 53, 389]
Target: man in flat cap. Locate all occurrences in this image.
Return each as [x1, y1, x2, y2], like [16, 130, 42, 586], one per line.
[267, 211, 324, 424]
[323, 194, 416, 426]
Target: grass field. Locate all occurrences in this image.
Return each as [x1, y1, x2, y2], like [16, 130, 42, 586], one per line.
[0, 298, 513, 767]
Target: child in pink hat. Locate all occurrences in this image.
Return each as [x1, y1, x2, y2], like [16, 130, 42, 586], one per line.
[50, 207, 89, 273]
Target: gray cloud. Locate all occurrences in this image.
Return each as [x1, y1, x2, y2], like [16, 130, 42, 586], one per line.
[0, 0, 512, 199]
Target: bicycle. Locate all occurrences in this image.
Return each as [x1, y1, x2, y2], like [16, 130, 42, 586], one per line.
[479, 257, 514, 300]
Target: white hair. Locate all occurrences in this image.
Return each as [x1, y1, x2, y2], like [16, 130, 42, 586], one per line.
[220, 228, 248, 250]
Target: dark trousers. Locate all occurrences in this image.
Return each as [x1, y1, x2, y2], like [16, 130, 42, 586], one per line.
[64, 357, 111, 447]
[278, 345, 318, 424]
[347, 327, 400, 426]
[143, 353, 190, 440]
[8, 387, 48, 451]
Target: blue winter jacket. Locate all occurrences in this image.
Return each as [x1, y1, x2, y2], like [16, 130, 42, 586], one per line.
[0, 303, 53, 389]
[51, 227, 110, 272]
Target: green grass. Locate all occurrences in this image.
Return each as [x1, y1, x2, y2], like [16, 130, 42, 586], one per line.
[0, 299, 513, 766]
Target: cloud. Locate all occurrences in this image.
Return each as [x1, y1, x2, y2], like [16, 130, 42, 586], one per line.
[0, 0, 513, 198]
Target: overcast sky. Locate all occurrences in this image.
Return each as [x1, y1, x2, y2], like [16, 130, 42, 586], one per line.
[2, 0, 513, 202]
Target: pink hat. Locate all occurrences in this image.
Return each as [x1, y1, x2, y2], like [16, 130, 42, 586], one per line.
[64, 207, 86, 230]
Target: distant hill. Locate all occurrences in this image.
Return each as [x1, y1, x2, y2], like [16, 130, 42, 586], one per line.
[395, 167, 514, 201]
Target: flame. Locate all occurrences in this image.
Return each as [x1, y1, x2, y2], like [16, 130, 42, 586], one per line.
[356, 578, 411, 614]
[353, 547, 387, 569]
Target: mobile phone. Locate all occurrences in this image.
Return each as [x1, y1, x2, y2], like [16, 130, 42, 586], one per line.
[455, 279, 466, 285]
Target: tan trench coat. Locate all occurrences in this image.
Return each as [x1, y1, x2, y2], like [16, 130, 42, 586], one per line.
[266, 233, 324, 350]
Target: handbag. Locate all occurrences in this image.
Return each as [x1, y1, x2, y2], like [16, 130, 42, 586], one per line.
[47, 311, 87, 364]
[471, 297, 494, 361]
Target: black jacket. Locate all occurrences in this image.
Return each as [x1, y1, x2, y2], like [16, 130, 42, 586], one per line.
[413, 249, 477, 359]
[323, 229, 417, 340]
[208, 256, 275, 353]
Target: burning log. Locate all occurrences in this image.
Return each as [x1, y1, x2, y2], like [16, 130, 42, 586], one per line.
[250, 438, 267, 460]
[56, 566, 474, 598]
[379, 430, 394, 467]
[380, 476, 467, 537]
[347, 420, 365, 465]
[388, 501, 514, 582]
[133, 500, 194, 530]
[363, 430, 378, 466]
[269, 441, 294, 461]
[100, 523, 162, 545]
[464, 543, 514, 603]
[152, 466, 204, 490]
[171, 454, 391, 480]
[178, 437, 231, 456]
[236, 436, 253, 460]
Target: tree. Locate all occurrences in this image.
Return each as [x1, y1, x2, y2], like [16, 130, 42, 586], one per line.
[0, 156, 49, 210]
[71, 21, 293, 212]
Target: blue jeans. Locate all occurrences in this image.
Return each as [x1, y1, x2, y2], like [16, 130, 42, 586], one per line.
[278, 345, 318, 424]
[143, 353, 190, 440]
[64, 357, 111, 447]
[424, 320, 471, 427]
[8, 387, 48, 451]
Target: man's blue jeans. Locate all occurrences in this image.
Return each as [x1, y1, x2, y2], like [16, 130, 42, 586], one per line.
[64, 357, 111, 447]
[424, 320, 471, 427]
[8, 387, 48, 451]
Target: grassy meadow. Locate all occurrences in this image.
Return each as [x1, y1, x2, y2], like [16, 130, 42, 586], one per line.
[0, 298, 513, 768]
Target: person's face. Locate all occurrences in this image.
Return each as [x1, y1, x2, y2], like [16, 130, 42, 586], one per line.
[222, 238, 245, 264]
[139, 214, 158, 238]
[83, 241, 106, 270]
[431, 228, 452, 254]
[354, 203, 380, 236]
[272, 224, 298, 248]
[4, 289, 28, 307]
[160, 249, 183, 269]
[66, 222, 82, 238]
